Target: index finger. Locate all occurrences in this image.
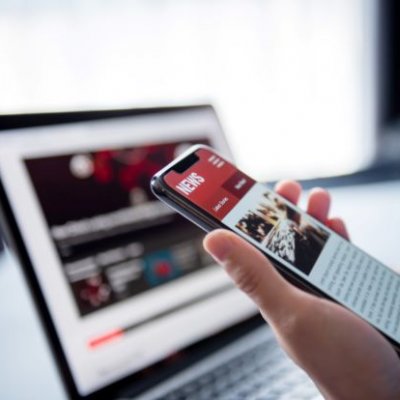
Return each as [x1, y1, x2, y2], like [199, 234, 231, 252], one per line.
[274, 180, 302, 205]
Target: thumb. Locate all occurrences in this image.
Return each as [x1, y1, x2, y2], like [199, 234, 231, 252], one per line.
[203, 229, 300, 325]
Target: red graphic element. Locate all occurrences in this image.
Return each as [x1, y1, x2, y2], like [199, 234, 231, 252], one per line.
[164, 148, 255, 220]
[88, 328, 124, 349]
[93, 146, 177, 191]
[80, 276, 111, 307]
[93, 151, 114, 183]
[155, 261, 172, 277]
[222, 170, 255, 198]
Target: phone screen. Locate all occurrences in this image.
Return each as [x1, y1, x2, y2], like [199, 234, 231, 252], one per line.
[163, 147, 400, 345]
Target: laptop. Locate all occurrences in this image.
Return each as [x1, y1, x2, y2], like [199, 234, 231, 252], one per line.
[0, 106, 320, 399]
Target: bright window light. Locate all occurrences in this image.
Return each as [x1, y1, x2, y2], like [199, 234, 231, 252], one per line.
[0, 0, 375, 180]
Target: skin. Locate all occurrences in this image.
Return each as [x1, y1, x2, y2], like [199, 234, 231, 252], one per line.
[203, 180, 400, 400]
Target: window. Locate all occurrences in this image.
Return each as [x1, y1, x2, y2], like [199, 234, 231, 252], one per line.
[0, 0, 375, 179]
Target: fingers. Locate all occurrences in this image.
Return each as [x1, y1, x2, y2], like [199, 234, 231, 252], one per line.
[275, 181, 348, 238]
[307, 188, 350, 239]
[203, 229, 299, 325]
[327, 217, 350, 240]
[275, 181, 332, 224]
[274, 180, 302, 204]
[307, 187, 331, 223]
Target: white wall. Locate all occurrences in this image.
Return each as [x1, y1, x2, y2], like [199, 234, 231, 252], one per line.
[0, 0, 377, 179]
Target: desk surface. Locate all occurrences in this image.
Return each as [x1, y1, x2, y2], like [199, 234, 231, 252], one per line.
[1, 180, 400, 400]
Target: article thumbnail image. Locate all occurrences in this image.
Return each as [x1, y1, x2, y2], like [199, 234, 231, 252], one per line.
[236, 192, 330, 275]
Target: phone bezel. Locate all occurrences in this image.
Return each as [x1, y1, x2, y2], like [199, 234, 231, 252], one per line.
[151, 144, 400, 354]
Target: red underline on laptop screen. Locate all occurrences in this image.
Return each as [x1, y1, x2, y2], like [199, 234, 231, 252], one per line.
[88, 328, 124, 349]
[87, 283, 234, 349]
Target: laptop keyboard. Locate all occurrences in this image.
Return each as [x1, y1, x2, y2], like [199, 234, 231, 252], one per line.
[154, 340, 322, 400]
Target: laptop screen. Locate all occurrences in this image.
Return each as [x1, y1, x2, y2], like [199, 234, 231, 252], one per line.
[0, 109, 256, 396]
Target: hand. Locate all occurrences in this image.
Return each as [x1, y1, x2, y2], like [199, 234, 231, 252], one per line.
[203, 180, 400, 400]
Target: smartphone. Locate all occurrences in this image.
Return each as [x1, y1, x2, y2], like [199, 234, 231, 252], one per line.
[151, 144, 400, 352]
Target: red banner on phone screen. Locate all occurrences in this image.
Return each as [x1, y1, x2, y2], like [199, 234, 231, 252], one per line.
[164, 148, 255, 220]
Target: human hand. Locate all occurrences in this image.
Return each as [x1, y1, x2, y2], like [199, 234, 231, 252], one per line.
[203, 180, 400, 400]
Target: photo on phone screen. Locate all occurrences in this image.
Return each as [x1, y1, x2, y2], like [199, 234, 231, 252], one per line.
[234, 191, 330, 276]
[153, 145, 400, 349]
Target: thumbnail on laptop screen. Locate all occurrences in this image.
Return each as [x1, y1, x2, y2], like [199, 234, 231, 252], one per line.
[0, 109, 256, 395]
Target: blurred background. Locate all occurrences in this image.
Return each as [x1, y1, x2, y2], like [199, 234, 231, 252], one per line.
[0, 0, 390, 180]
[2, 1, 400, 399]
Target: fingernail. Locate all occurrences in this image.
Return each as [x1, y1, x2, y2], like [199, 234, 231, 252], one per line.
[205, 234, 233, 263]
